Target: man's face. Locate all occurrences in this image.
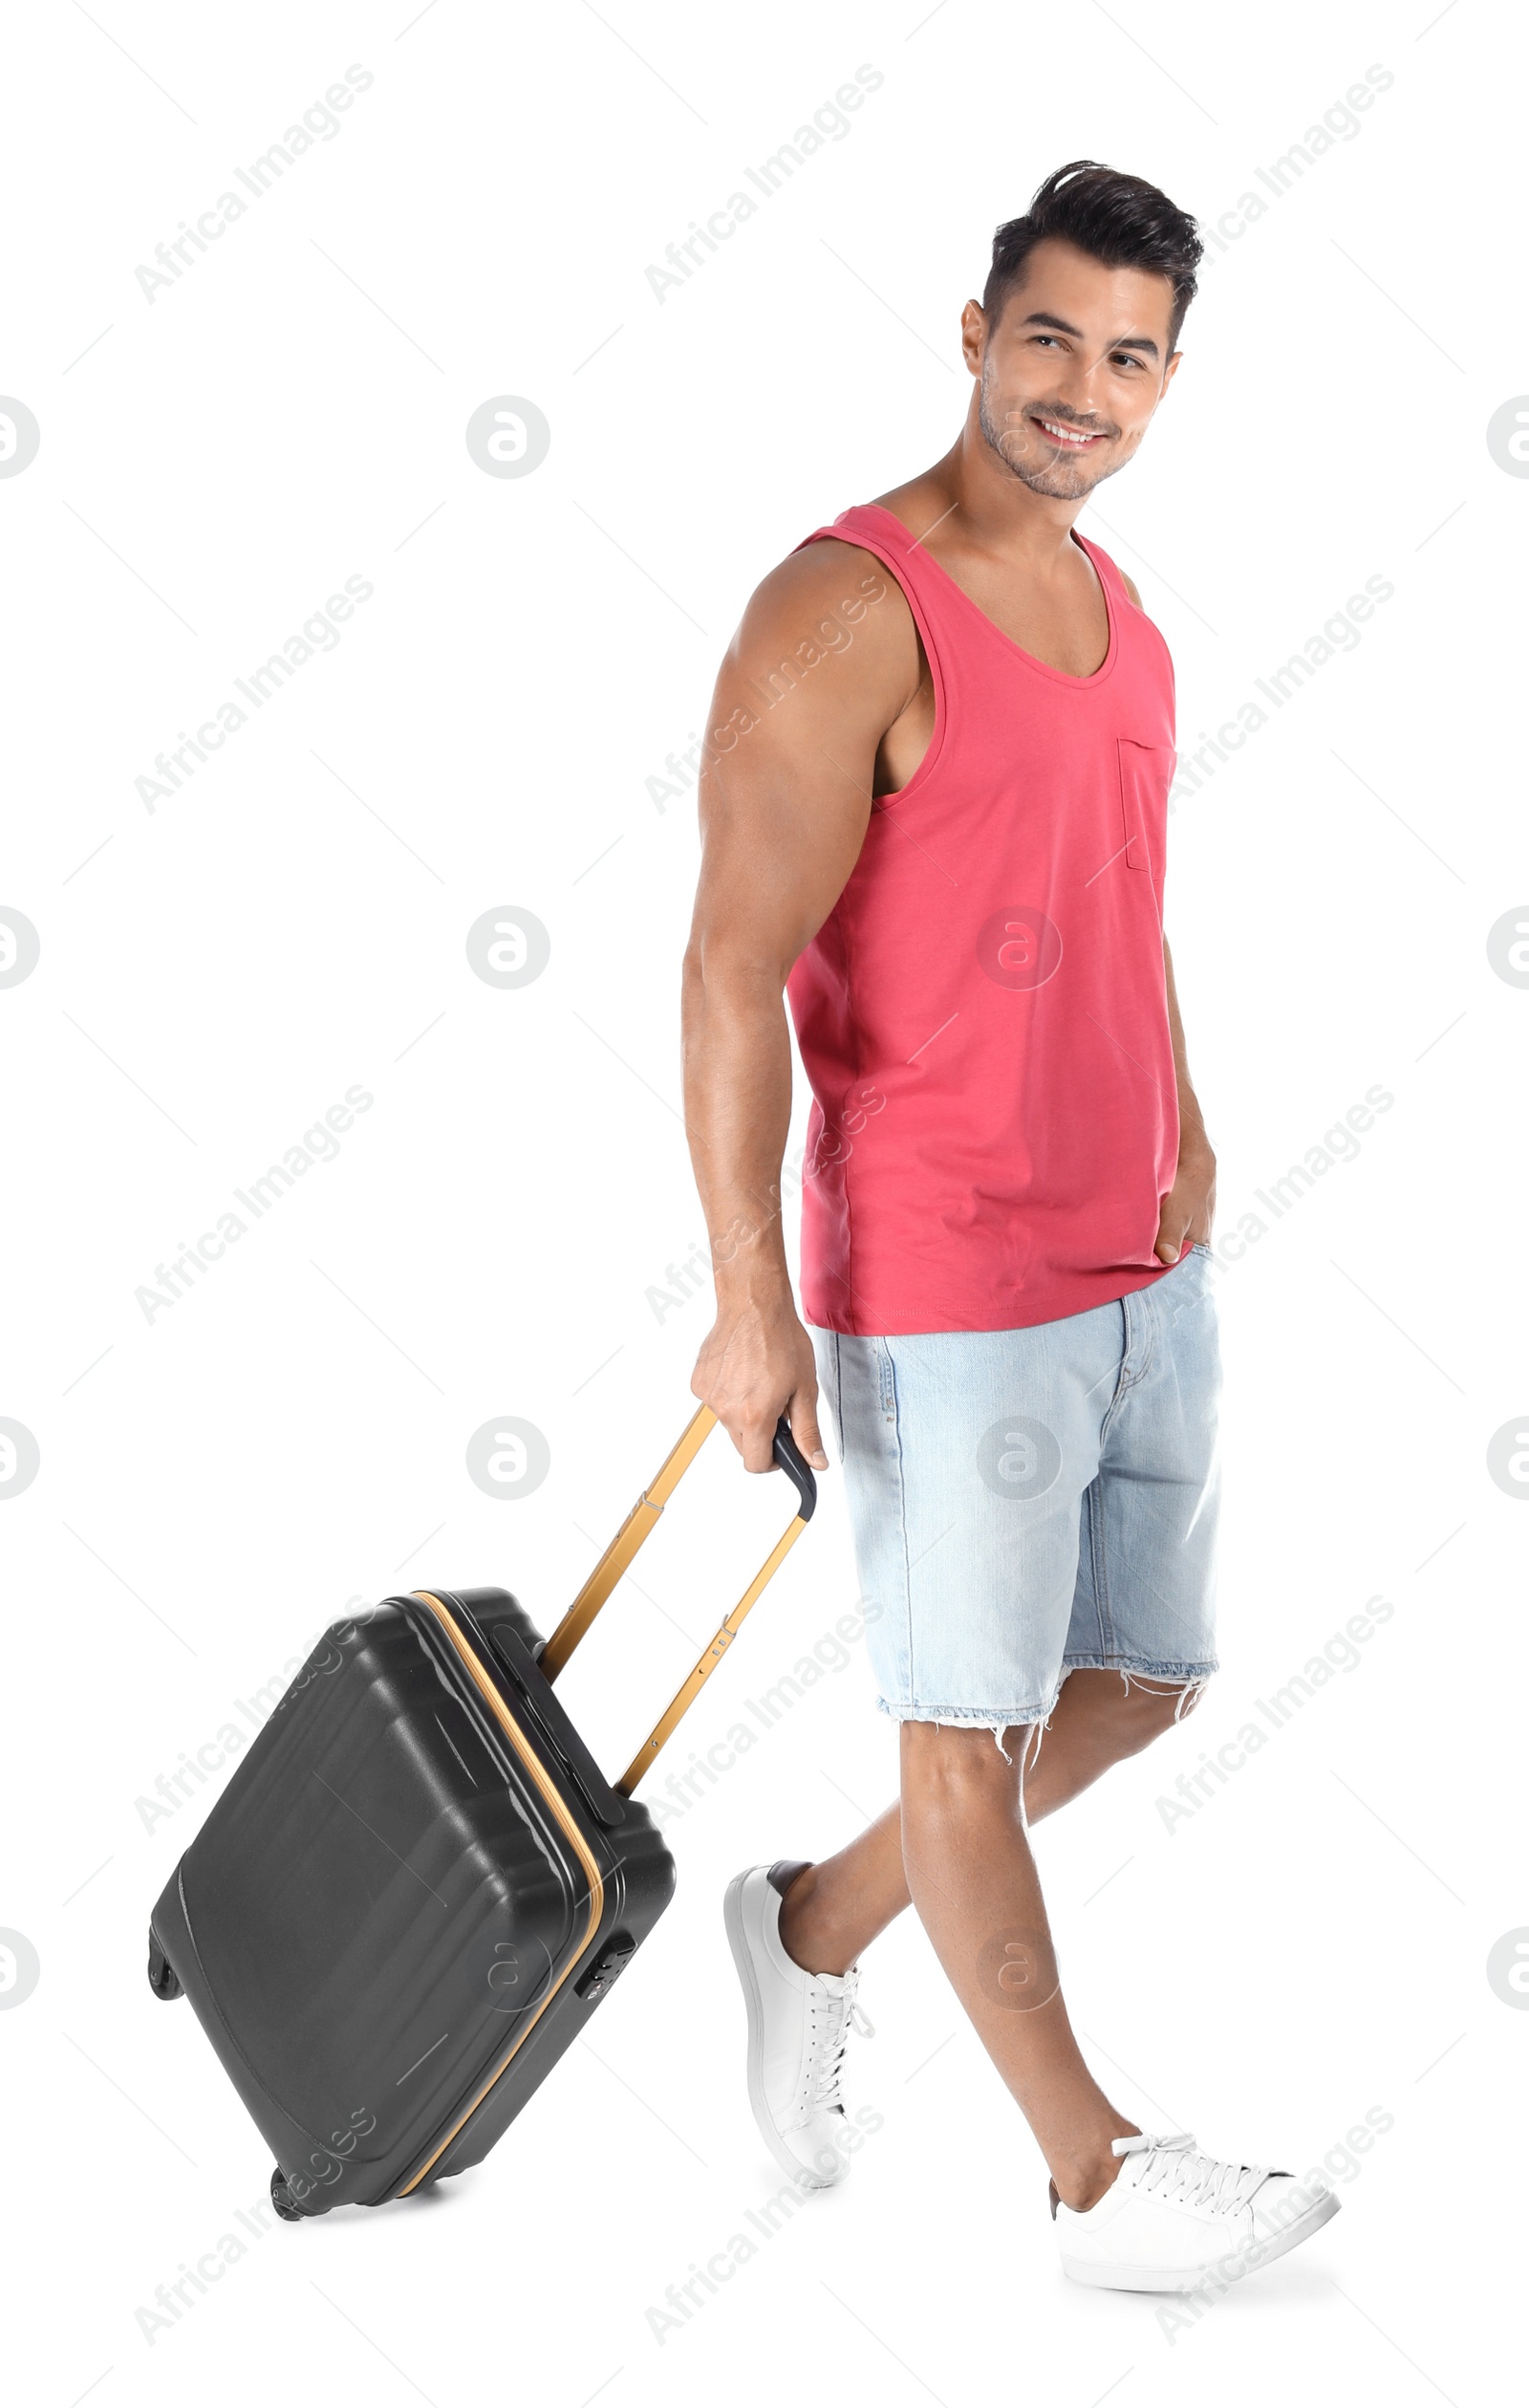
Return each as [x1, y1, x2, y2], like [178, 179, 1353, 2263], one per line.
[967, 238, 1180, 501]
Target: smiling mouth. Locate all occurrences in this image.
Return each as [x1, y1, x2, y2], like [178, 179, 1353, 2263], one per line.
[1032, 414, 1108, 450]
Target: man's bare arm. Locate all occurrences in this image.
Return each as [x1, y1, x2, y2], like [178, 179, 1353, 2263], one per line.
[682, 541, 919, 1470]
[1154, 937, 1217, 1262]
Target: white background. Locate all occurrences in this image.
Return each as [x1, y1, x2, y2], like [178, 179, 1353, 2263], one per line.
[2, 1, 1522, 2401]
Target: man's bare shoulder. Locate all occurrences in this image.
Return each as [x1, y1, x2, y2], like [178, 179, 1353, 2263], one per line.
[720, 534, 919, 717]
[731, 534, 904, 645]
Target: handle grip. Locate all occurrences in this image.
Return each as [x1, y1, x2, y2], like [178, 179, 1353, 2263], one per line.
[770, 1417, 817, 1523]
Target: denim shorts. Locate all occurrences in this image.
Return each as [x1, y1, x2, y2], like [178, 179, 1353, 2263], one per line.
[810, 1246, 1221, 1736]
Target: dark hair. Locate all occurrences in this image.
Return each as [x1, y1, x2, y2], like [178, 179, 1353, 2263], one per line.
[982, 160, 1202, 351]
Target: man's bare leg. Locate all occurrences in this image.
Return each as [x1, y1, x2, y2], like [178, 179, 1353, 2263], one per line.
[773, 1672, 1197, 2205]
[897, 1718, 1131, 2208]
[779, 1670, 1194, 1976]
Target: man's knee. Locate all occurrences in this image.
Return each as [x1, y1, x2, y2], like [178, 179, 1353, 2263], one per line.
[898, 1719, 1030, 1818]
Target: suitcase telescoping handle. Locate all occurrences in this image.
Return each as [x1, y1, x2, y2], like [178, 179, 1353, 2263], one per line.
[538, 1404, 816, 1797]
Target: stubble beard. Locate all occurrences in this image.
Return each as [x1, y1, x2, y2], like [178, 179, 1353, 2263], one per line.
[978, 366, 1123, 503]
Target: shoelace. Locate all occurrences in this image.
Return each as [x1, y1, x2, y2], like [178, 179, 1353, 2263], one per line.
[801, 1966, 870, 2115]
[1113, 2131, 1270, 2217]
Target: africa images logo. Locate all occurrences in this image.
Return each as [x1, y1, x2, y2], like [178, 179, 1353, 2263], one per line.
[977, 906, 1063, 990]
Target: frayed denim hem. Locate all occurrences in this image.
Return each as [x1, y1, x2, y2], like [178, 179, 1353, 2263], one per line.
[1060, 1658, 1217, 1722]
[875, 1661, 1216, 1758]
[874, 1696, 1061, 1764]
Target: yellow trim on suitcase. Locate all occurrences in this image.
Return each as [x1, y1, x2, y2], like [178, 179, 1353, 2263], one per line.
[396, 1591, 606, 2197]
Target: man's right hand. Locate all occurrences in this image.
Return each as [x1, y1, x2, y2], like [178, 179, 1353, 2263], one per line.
[691, 1288, 829, 1475]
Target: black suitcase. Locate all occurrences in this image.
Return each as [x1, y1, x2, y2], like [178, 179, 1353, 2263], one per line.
[147, 1405, 814, 2219]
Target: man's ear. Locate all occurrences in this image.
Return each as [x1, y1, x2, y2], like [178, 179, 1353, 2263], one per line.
[960, 298, 988, 376]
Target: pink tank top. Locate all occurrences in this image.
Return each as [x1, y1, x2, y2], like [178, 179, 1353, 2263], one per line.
[785, 502, 1180, 1336]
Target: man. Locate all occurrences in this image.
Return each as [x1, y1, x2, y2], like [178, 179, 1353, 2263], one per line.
[682, 162, 1338, 2292]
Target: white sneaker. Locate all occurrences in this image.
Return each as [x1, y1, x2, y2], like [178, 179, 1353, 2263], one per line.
[723, 1861, 866, 2190]
[1056, 2131, 1341, 2293]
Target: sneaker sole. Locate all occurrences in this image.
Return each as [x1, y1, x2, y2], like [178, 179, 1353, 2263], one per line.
[722, 1870, 834, 2193]
[1061, 2185, 1341, 2293]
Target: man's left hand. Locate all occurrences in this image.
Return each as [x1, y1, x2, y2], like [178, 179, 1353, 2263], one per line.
[1154, 1142, 1217, 1265]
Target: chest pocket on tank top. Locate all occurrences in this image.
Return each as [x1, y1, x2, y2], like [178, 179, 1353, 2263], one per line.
[1116, 738, 1176, 879]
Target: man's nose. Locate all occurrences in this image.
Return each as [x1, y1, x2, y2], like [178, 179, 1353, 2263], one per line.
[1050, 362, 1104, 418]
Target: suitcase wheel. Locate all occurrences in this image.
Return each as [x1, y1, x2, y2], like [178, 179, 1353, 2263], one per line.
[269, 2168, 304, 2224]
[146, 1932, 183, 2001]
